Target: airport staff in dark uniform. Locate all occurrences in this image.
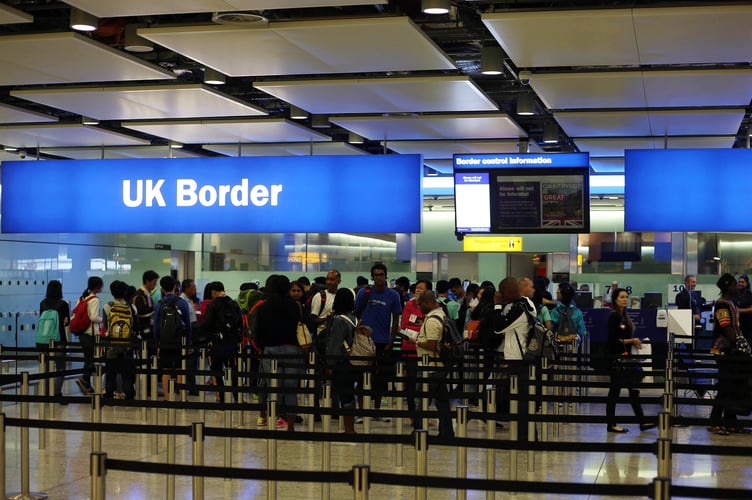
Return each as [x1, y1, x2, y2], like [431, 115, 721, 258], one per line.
[675, 274, 710, 328]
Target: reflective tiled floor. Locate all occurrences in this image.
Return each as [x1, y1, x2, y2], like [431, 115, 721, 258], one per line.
[2, 375, 751, 499]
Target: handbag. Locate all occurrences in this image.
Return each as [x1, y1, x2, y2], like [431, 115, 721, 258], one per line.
[296, 321, 312, 349]
[463, 319, 481, 343]
[614, 353, 644, 387]
[349, 327, 376, 366]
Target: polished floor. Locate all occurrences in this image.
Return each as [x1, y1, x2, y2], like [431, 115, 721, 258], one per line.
[1, 372, 751, 500]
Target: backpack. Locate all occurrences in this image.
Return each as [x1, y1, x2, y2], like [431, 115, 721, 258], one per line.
[428, 314, 465, 368]
[212, 297, 242, 346]
[36, 308, 60, 344]
[237, 288, 262, 313]
[519, 309, 559, 365]
[70, 296, 95, 335]
[105, 302, 133, 345]
[305, 289, 327, 318]
[555, 306, 578, 340]
[158, 296, 187, 348]
[242, 298, 267, 348]
[349, 328, 376, 366]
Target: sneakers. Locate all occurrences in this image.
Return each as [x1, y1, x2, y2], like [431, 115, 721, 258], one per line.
[75, 378, 94, 395]
[372, 416, 391, 423]
[355, 417, 364, 424]
[113, 392, 126, 400]
[257, 416, 267, 427]
[276, 417, 288, 428]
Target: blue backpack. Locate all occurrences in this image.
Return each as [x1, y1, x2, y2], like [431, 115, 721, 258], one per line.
[36, 309, 60, 344]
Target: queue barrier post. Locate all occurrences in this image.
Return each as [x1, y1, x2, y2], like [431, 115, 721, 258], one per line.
[223, 370, 233, 482]
[90, 452, 107, 500]
[38, 352, 47, 450]
[509, 373, 519, 481]
[199, 349, 207, 423]
[8, 372, 48, 499]
[150, 356, 159, 455]
[361, 370, 372, 464]
[0, 413, 5, 498]
[395, 361, 405, 467]
[653, 477, 671, 500]
[456, 405, 468, 500]
[167, 379, 176, 500]
[541, 357, 551, 441]
[91, 393, 102, 454]
[421, 355, 430, 431]
[527, 364, 536, 472]
[139, 341, 148, 422]
[307, 351, 316, 433]
[180, 340, 188, 403]
[266, 357, 278, 500]
[46, 343, 56, 419]
[485, 387, 496, 500]
[191, 422, 204, 500]
[321, 383, 332, 500]
[352, 464, 370, 500]
[414, 429, 428, 500]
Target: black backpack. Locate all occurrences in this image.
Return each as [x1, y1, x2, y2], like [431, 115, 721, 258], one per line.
[428, 314, 465, 368]
[158, 297, 187, 348]
[555, 306, 577, 337]
[212, 297, 242, 346]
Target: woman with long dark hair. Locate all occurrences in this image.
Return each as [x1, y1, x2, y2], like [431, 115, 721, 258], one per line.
[38, 280, 70, 402]
[325, 287, 360, 434]
[74, 276, 103, 395]
[255, 275, 304, 431]
[605, 287, 655, 433]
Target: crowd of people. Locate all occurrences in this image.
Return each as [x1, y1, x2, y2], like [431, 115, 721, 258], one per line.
[36, 268, 752, 437]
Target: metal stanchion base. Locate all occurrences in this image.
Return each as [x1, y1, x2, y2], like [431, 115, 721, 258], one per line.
[7, 492, 49, 499]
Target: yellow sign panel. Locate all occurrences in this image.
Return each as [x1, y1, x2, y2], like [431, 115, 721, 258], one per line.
[463, 236, 523, 252]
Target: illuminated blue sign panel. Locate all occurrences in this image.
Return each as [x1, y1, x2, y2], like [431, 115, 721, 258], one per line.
[1, 155, 422, 233]
[454, 152, 589, 170]
[625, 149, 752, 232]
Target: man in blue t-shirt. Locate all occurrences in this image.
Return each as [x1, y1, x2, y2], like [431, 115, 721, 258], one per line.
[355, 263, 402, 420]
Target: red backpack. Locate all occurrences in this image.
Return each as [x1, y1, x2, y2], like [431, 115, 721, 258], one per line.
[70, 296, 95, 335]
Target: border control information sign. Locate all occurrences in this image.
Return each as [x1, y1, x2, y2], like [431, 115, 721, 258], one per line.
[1, 155, 423, 233]
[453, 153, 590, 235]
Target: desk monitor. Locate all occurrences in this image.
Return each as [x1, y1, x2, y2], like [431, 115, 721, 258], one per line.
[574, 291, 593, 309]
[642, 292, 663, 310]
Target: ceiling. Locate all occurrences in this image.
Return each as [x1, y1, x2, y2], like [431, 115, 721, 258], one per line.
[1, 0, 751, 211]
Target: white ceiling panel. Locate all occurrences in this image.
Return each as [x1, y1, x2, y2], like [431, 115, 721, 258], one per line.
[0, 103, 58, 124]
[204, 142, 367, 157]
[642, 70, 752, 108]
[633, 5, 752, 65]
[140, 17, 455, 78]
[0, 32, 175, 86]
[123, 118, 332, 144]
[12, 84, 267, 121]
[385, 139, 542, 160]
[254, 76, 498, 114]
[589, 157, 625, 174]
[531, 73, 646, 110]
[332, 114, 526, 141]
[556, 109, 745, 138]
[40, 145, 202, 160]
[575, 136, 736, 157]
[483, 9, 638, 68]
[0, 124, 149, 149]
[0, 3, 33, 24]
[63, 0, 385, 18]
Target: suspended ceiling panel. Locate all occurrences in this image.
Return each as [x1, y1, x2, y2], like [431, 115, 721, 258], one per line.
[123, 118, 332, 144]
[331, 114, 526, 141]
[483, 5, 752, 68]
[385, 139, 542, 160]
[0, 152, 40, 163]
[633, 5, 752, 65]
[204, 142, 367, 157]
[0, 124, 149, 149]
[254, 76, 498, 114]
[556, 109, 745, 138]
[12, 84, 267, 121]
[0, 103, 58, 124]
[40, 145, 202, 160]
[63, 0, 386, 17]
[575, 136, 736, 157]
[589, 158, 625, 174]
[483, 9, 638, 68]
[0, 32, 175, 87]
[139, 17, 456, 78]
[0, 3, 33, 24]
[533, 70, 752, 110]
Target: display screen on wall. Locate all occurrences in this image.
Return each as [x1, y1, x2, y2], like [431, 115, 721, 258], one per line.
[625, 149, 752, 232]
[453, 153, 590, 235]
[1, 155, 423, 233]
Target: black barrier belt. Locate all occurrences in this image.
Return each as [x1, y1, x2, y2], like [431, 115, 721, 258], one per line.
[671, 484, 752, 499]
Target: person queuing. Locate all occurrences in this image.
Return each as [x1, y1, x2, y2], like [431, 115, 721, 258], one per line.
[38, 280, 70, 404]
[399, 279, 432, 431]
[605, 287, 656, 434]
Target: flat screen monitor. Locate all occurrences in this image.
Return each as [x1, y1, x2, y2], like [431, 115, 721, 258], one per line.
[642, 292, 663, 310]
[453, 153, 590, 235]
[574, 291, 593, 309]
